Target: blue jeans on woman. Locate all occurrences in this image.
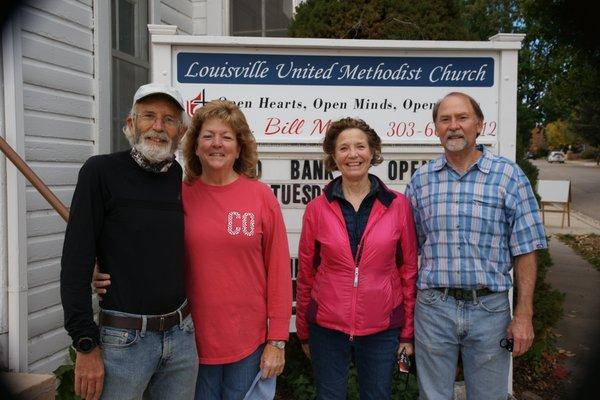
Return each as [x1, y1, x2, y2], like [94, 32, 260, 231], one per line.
[415, 288, 511, 400]
[309, 323, 400, 400]
[99, 307, 198, 400]
[195, 344, 265, 400]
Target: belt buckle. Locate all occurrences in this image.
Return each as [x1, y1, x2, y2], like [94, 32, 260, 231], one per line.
[159, 316, 165, 331]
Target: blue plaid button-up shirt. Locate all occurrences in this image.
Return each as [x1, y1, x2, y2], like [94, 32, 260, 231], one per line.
[405, 145, 547, 291]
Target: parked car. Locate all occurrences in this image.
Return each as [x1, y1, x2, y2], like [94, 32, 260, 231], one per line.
[547, 151, 566, 163]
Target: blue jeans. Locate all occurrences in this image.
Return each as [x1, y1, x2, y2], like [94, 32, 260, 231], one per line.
[99, 307, 198, 400]
[309, 324, 399, 400]
[415, 289, 511, 400]
[195, 345, 265, 400]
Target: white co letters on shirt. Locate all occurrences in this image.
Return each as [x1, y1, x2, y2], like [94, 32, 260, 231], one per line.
[227, 211, 255, 236]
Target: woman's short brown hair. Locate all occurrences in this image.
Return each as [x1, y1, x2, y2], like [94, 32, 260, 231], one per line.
[182, 100, 258, 183]
[322, 117, 383, 172]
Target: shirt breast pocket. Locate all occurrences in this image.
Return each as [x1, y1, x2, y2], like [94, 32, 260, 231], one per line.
[472, 195, 505, 226]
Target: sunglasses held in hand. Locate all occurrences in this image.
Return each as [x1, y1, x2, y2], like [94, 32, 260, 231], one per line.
[500, 338, 514, 352]
[398, 348, 411, 373]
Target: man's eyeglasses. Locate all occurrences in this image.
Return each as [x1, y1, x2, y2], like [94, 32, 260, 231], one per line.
[136, 112, 180, 128]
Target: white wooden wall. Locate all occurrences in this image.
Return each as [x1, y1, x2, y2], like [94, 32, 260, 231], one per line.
[1, 29, 9, 370]
[159, 0, 227, 36]
[0, 0, 229, 374]
[18, 0, 95, 373]
[161, 0, 194, 34]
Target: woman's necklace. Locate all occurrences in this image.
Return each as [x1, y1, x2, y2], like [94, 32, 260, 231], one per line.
[342, 182, 370, 210]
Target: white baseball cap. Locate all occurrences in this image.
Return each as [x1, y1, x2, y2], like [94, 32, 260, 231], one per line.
[133, 83, 184, 110]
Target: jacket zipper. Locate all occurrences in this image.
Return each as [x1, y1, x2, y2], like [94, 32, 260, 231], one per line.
[349, 238, 365, 341]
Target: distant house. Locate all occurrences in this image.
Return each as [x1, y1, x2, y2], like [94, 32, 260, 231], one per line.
[0, 0, 296, 374]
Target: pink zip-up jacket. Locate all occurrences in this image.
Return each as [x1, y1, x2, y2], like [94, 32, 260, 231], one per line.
[296, 176, 418, 342]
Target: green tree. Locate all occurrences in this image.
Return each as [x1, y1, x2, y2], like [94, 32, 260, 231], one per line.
[521, 0, 600, 147]
[544, 119, 574, 149]
[288, 0, 471, 40]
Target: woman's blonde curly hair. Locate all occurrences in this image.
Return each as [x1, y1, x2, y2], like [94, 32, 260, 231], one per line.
[182, 100, 258, 183]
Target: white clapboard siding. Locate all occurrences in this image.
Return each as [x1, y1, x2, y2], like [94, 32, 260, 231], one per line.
[22, 32, 93, 74]
[24, 110, 94, 141]
[28, 235, 64, 264]
[23, 0, 93, 29]
[25, 137, 93, 163]
[20, 7, 93, 51]
[28, 282, 61, 314]
[29, 304, 64, 338]
[26, 186, 75, 211]
[27, 211, 66, 238]
[28, 347, 69, 374]
[23, 85, 93, 119]
[27, 162, 81, 186]
[192, 1, 207, 35]
[161, 0, 194, 34]
[19, 1, 96, 372]
[23, 58, 94, 96]
[28, 258, 61, 289]
[28, 327, 71, 366]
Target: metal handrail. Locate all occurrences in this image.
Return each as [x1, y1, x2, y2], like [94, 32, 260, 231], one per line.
[0, 135, 69, 222]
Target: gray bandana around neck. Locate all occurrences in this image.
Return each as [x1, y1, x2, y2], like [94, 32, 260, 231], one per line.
[130, 147, 175, 173]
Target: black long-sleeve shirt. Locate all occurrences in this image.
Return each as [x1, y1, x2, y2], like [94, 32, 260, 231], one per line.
[60, 150, 186, 344]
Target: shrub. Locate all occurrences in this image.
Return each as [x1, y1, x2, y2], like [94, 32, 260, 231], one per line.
[513, 247, 565, 390]
[53, 347, 78, 400]
[580, 146, 599, 160]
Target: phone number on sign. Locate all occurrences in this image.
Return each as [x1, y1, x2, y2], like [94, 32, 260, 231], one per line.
[386, 121, 497, 137]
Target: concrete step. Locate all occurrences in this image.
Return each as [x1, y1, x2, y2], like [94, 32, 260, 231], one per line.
[1, 372, 56, 400]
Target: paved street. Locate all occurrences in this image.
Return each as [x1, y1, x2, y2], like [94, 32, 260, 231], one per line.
[532, 159, 600, 222]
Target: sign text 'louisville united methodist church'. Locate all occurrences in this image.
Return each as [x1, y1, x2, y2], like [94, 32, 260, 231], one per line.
[178, 53, 494, 87]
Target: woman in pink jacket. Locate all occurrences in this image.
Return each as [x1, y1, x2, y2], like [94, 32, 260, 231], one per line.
[296, 118, 418, 400]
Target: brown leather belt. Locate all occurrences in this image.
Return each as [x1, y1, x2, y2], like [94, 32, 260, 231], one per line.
[99, 303, 190, 332]
[434, 287, 495, 301]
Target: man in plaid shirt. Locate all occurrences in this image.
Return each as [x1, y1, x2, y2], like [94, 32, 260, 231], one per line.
[405, 92, 547, 399]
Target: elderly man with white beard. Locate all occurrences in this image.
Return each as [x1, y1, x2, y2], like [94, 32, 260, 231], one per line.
[60, 84, 198, 400]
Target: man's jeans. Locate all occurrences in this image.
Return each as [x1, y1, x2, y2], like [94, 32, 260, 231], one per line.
[415, 289, 511, 400]
[99, 308, 198, 400]
[309, 323, 399, 400]
[195, 344, 265, 400]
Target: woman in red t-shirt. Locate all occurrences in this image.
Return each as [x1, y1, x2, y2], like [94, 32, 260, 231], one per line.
[181, 100, 292, 400]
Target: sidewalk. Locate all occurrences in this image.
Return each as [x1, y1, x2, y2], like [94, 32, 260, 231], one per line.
[542, 211, 600, 398]
[564, 159, 600, 167]
[540, 205, 600, 235]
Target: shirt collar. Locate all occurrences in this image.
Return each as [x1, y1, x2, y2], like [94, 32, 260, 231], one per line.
[433, 144, 492, 174]
[130, 147, 175, 173]
[331, 174, 380, 201]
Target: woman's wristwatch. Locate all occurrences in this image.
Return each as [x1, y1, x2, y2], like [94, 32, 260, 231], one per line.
[268, 340, 286, 349]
